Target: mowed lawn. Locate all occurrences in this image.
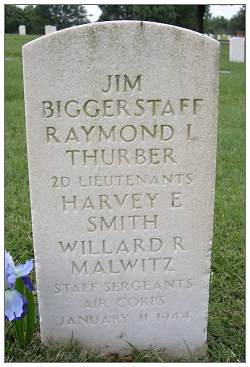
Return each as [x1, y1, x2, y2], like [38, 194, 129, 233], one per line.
[5, 34, 245, 362]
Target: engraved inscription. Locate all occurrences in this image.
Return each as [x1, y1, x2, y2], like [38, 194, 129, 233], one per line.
[43, 74, 202, 301]
[42, 97, 203, 118]
[53, 278, 193, 294]
[58, 311, 191, 327]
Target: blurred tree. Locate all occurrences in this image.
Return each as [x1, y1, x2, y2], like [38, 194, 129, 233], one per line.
[229, 5, 245, 34]
[204, 6, 245, 35]
[205, 16, 229, 35]
[173, 5, 198, 30]
[131, 5, 176, 24]
[49, 5, 89, 30]
[203, 6, 213, 33]
[5, 5, 52, 35]
[98, 5, 133, 21]
[5, 5, 90, 34]
[5, 5, 25, 33]
[98, 5, 208, 32]
[196, 5, 206, 33]
[22, 5, 36, 34]
[32, 5, 89, 34]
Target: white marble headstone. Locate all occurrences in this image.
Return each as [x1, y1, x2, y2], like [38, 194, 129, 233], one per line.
[230, 37, 245, 62]
[19, 25, 26, 35]
[45, 25, 57, 35]
[23, 21, 219, 359]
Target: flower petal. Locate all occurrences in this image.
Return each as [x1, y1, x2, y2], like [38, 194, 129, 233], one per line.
[5, 251, 16, 289]
[6, 271, 16, 289]
[15, 259, 33, 278]
[5, 251, 15, 271]
[22, 276, 33, 292]
[15, 296, 28, 320]
[5, 289, 28, 321]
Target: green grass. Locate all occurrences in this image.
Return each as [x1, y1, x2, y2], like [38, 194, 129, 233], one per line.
[5, 34, 245, 362]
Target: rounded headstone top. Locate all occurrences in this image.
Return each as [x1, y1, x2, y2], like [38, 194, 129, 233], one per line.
[23, 21, 219, 51]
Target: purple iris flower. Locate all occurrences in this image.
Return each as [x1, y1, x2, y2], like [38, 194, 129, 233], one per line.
[5, 290, 28, 321]
[5, 250, 33, 321]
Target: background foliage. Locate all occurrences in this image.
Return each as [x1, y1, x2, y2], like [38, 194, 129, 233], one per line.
[5, 5, 89, 34]
[5, 4, 245, 35]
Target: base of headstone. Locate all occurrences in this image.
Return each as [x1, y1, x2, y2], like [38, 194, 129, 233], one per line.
[42, 336, 208, 360]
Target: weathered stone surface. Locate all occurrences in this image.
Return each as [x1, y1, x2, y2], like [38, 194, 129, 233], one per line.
[230, 37, 245, 62]
[19, 25, 26, 35]
[23, 21, 219, 358]
[45, 25, 57, 35]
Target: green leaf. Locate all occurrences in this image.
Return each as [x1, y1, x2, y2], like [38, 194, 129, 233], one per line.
[25, 286, 36, 345]
[15, 278, 25, 348]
